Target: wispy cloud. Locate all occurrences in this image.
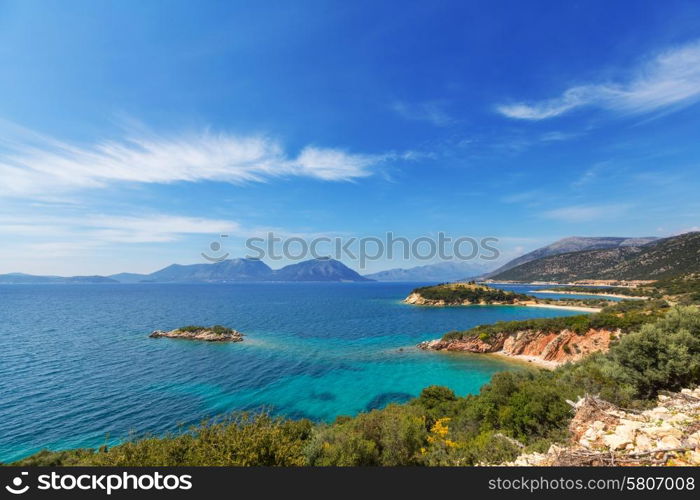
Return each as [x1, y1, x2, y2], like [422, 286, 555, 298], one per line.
[542, 203, 632, 222]
[571, 161, 611, 188]
[0, 213, 241, 244]
[497, 39, 700, 120]
[0, 121, 406, 198]
[391, 100, 454, 126]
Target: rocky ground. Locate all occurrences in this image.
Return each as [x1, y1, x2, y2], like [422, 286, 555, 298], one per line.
[504, 387, 700, 466]
[149, 327, 244, 342]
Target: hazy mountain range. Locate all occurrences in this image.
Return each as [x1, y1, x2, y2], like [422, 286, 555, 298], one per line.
[2, 233, 695, 284]
[364, 261, 490, 282]
[0, 258, 371, 284]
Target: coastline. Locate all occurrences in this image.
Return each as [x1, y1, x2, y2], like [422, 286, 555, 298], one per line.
[535, 289, 647, 300]
[404, 298, 601, 313]
[520, 302, 602, 312]
[486, 350, 560, 370]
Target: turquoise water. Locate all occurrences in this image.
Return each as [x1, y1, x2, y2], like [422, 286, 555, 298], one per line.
[0, 282, 586, 462]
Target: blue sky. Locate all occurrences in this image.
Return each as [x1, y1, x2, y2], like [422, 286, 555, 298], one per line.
[1, 0, 700, 275]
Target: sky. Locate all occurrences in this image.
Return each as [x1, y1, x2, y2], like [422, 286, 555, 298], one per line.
[1, 0, 700, 275]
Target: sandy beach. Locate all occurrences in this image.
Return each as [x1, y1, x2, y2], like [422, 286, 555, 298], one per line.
[487, 351, 560, 370]
[522, 302, 602, 312]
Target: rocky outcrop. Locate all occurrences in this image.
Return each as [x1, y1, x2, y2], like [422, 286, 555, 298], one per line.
[404, 292, 441, 305]
[149, 327, 244, 342]
[505, 387, 700, 466]
[418, 328, 617, 367]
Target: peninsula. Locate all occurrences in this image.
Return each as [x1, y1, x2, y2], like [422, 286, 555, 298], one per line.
[404, 282, 605, 312]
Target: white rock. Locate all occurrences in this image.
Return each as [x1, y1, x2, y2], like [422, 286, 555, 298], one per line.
[592, 420, 606, 431]
[668, 413, 691, 423]
[659, 435, 682, 449]
[687, 431, 700, 447]
[603, 433, 633, 451]
[635, 434, 653, 452]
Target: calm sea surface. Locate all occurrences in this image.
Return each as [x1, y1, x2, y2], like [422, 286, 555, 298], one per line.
[0, 282, 591, 462]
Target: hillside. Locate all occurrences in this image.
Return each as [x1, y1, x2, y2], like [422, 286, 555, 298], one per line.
[272, 258, 372, 282]
[142, 258, 273, 282]
[364, 261, 490, 282]
[491, 232, 700, 282]
[483, 236, 657, 278]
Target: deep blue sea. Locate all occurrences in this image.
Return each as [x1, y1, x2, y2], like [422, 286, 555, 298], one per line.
[0, 282, 595, 462]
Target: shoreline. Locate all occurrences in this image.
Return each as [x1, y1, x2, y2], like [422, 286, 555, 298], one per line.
[520, 302, 602, 312]
[486, 350, 559, 370]
[404, 299, 601, 313]
[534, 289, 648, 300]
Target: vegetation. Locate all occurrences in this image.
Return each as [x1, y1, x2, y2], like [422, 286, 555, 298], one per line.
[411, 282, 532, 304]
[552, 286, 651, 297]
[491, 231, 700, 282]
[534, 297, 613, 308]
[10, 305, 700, 467]
[441, 298, 669, 342]
[651, 273, 700, 304]
[176, 325, 236, 334]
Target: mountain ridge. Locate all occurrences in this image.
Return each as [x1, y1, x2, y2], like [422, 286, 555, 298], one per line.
[490, 232, 700, 282]
[482, 236, 658, 279]
[0, 258, 371, 284]
[364, 261, 492, 282]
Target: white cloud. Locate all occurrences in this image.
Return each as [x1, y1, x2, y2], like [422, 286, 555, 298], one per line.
[0, 122, 400, 198]
[392, 100, 454, 126]
[0, 213, 240, 244]
[497, 39, 700, 120]
[294, 147, 381, 180]
[541, 203, 631, 222]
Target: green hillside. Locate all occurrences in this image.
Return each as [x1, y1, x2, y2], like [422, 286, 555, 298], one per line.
[492, 232, 700, 282]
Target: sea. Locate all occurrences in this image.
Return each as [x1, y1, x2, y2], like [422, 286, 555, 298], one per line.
[0, 282, 607, 462]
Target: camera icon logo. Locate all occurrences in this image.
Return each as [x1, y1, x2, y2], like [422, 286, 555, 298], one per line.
[202, 234, 230, 262]
[5, 471, 29, 495]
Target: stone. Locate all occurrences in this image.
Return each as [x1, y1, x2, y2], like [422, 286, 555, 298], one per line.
[603, 433, 633, 451]
[592, 420, 606, 431]
[659, 435, 682, 449]
[635, 433, 653, 452]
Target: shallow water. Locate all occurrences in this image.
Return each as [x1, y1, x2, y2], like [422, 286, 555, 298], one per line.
[0, 282, 586, 462]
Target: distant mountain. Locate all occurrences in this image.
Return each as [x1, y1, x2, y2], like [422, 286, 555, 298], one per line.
[3, 259, 374, 284]
[142, 258, 274, 283]
[0, 273, 118, 284]
[272, 258, 372, 282]
[491, 232, 700, 282]
[364, 261, 492, 282]
[105, 258, 370, 283]
[107, 272, 149, 284]
[483, 236, 658, 278]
